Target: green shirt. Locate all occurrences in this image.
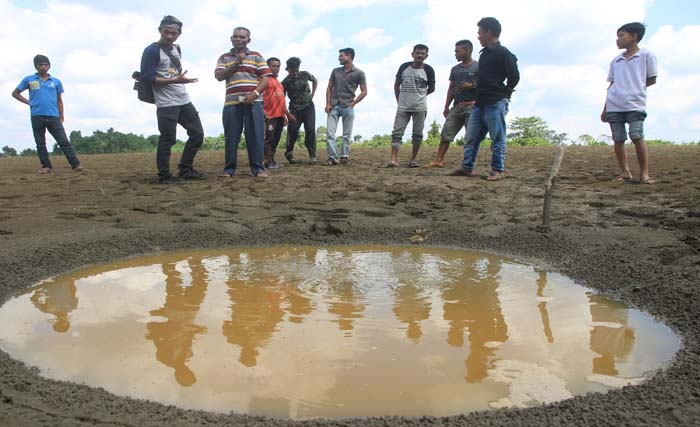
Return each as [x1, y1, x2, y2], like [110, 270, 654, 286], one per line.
[282, 71, 316, 111]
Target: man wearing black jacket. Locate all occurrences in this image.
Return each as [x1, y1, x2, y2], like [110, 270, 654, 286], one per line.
[448, 17, 519, 181]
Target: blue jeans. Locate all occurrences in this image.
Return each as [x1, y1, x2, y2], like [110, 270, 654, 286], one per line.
[326, 105, 355, 161]
[606, 111, 646, 142]
[222, 102, 265, 175]
[30, 115, 80, 169]
[460, 99, 509, 172]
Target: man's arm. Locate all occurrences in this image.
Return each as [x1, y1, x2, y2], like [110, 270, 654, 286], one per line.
[57, 93, 64, 122]
[155, 71, 198, 86]
[350, 81, 367, 107]
[600, 82, 613, 122]
[215, 52, 246, 82]
[394, 78, 401, 102]
[310, 74, 318, 98]
[504, 52, 520, 98]
[443, 81, 455, 118]
[11, 88, 29, 105]
[245, 75, 269, 104]
[426, 64, 436, 95]
[325, 74, 334, 113]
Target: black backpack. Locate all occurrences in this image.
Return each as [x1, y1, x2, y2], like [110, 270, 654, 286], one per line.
[133, 43, 182, 104]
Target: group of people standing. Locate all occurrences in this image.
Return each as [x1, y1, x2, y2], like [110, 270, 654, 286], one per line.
[12, 16, 657, 184]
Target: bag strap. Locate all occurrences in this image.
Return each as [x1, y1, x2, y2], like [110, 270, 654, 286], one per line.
[157, 42, 182, 74]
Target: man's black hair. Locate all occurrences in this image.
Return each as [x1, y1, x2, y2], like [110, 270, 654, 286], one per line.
[413, 43, 429, 53]
[159, 15, 183, 33]
[286, 56, 302, 68]
[455, 39, 473, 52]
[233, 26, 251, 37]
[339, 47, 355, 60]
[33, 54, 50, 67]
[477, 17, 501, 38]
[267, 57, 281, 66]
[618, 22, 646, 42]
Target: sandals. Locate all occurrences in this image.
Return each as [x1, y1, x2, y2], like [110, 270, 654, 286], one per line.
[381, 162, 398, 168]
[408, 161, 420, 168]
[486, 171, 505, 181]
[425, 160, 445, 168]
[325, 159, 338, 166]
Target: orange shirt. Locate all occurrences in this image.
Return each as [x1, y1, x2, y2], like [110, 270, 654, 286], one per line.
[263, 76, 287, 119]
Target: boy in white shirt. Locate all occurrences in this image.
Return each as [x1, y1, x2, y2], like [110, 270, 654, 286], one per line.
[601, 22, 658, 184]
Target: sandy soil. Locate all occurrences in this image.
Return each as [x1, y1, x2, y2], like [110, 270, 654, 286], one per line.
[0, 145, 699, 426]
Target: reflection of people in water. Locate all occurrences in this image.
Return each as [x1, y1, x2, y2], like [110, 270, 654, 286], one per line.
[146, 257, 209, 387]
[535, 269, 554, 343]
[222, 256, 285, 367]
[442, 257, 508, 383]
[392, 282, 431, 341]
[30, 278, 78, 333]
[284, 284, 313, 324]
[588, 295, 635, 376]
[327, 279, 366, 333]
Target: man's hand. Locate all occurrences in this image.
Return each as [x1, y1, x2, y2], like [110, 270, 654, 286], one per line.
[456, 82, 473, 93]
[244, 91, 257, 104]
[287, 113, 296, 123]
[60, 115, 65, 123]
[443, 107, 450, 118]
[174, 70, 198, 84]
[325, 104, 331, 114]
[600, 110, 607, 123]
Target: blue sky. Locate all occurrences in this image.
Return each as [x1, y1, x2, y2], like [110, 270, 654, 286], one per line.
[2, 0, 699, 152]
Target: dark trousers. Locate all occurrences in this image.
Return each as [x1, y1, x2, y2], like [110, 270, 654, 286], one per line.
[285, 101, 316, 159]
[264, 117, 285, 164]
[30, 115, 80, 169]
[156, 103, 204, 178]
[222, 102, 265, 175]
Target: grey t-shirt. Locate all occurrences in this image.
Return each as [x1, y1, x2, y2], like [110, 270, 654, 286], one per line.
[329, 66, 366, 108]
[450, 61, 479, 104]
[153, 45, 190, 108]
[396, 63, 435, 112]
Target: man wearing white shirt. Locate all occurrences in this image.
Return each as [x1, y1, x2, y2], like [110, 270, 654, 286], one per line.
[601, 22, 658, 184]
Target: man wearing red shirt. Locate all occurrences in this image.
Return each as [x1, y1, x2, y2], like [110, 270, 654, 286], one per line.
[263, 57, 294, 169]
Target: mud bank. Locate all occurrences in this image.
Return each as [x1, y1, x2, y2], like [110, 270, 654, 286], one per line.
[1, 146, 699, 426]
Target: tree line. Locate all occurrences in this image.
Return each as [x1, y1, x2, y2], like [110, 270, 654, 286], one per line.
[0, 116, 693, 158]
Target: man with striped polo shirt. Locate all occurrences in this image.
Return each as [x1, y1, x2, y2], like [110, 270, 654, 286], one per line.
[215, 27, 272, 178]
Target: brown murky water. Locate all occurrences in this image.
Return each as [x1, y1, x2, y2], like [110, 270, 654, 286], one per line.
[0, 246, 680, 419]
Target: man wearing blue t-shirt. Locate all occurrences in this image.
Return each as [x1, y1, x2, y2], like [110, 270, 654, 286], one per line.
[12, 55, 82, 173]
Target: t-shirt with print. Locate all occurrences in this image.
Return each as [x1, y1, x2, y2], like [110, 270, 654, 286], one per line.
[395, 62, 435, 112]
[153, 45, 190, 108]
[263, 76, 287, 119]
[450, 61, 479, 105]
[215, 49, 272, 106]
[16, 74, 64, 117]
[282, 71, 316, 111]
[606, 48, 658, 112]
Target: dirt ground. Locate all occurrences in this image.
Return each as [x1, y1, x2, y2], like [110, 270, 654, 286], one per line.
[1, 145, 699, 426]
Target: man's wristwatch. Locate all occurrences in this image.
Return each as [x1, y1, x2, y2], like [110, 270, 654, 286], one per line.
[253, 90, 260, 97]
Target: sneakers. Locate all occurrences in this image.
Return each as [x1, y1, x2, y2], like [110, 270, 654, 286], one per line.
[72, 165, 84, 172]
[309, 157, 318, 164]
[264, 162, 283, 170]
[159, 174, 183, 185]
[37, 167, 52, 174]
[339, 157, 352, 165]
[178, 169, 207, 180]
[285, 154, 297, 164]
[446, 168, 476, 177]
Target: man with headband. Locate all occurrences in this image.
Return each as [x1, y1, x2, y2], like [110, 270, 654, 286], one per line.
[12, 54, 82, 173]
[139, 15, 206, 184]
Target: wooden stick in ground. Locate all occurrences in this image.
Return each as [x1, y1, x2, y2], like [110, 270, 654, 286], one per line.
[541, 146, 566, 230]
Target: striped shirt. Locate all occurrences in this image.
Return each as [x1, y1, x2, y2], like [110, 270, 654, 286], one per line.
[215, 48, 271, 106]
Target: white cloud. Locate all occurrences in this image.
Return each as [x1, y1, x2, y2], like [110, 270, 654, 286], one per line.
[352, 28, 394, 49]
